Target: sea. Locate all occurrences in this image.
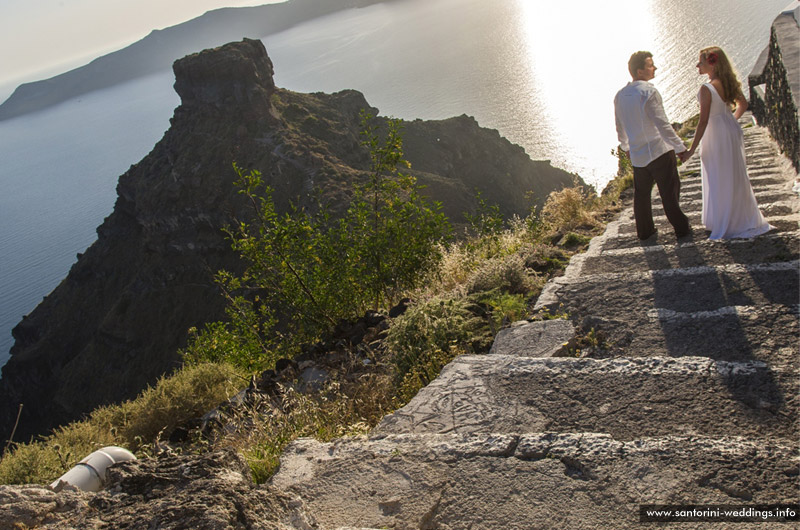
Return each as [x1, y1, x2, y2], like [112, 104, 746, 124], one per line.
[0, 0, 789, 370]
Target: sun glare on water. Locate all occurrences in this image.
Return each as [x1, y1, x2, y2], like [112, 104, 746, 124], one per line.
[513, 0, 658, 185]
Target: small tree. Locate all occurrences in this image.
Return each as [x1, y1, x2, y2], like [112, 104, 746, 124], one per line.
[183, 113, 450, 370]
[352, 111, 451, 309]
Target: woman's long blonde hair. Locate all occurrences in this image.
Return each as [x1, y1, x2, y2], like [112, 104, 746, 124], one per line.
[700, 46, 743, 105]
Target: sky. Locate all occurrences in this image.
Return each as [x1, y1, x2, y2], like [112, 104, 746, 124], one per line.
[0, 0, 287, 88]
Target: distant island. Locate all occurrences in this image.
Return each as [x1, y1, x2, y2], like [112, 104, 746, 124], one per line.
[0, 0, 389, 121]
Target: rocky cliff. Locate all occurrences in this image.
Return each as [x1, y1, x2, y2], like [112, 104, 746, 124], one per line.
[0, 38, 576, 442]
[0, 0, 387, 120]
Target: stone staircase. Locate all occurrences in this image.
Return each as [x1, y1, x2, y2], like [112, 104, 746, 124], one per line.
[271, 115, 800, 529]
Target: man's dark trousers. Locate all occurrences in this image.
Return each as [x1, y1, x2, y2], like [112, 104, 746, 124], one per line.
[632, 150, 690, 240]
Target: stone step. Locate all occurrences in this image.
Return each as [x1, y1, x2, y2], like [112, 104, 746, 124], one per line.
[652, 188, 793, 210]
[373, 355, 796, 441]
[633, 301, 798, 367]
[681, 151, 769, 167]
[538, 302, 798, 369]
[746, 165, 796, 178]
[271, 433, 799, 530]
[679, 153, 781, 174]
[537, 260, 799, 313]
[743, 143, 790, 156]
[488, 319, 576, 358]
[666, 158, 791, 185]
[572, 231, 799, 276]
[679, 146, 789, 177]
[678, 173, 790, 192]
[533, 262, 799, 366]
[669, 176, 790, 195]
[591, 207, 798, 252]
[743, 139, 781, 152]
[610, 208, 797, 242]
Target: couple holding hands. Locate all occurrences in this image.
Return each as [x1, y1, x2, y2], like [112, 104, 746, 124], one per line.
[614, 47, 773, 241]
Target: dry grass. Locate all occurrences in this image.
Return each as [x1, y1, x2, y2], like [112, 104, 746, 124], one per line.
[540, 186, 600, 231]
[0, 363, 244, 485]
[213, 368, 397, 483]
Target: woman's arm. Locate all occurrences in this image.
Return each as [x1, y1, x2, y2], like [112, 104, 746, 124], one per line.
[733, 93, 749, 120]
[686, 85, 712, 158]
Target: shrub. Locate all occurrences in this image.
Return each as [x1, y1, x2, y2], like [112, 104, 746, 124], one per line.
[520, 244, 568, 275]
[354, 112, 452, 309]
[424, 216, 537, 298]
[466, 253, 537, 295]
[182, 306, 279, 373]
[473, 290, 530, 332]
[602, 148, 634, 199]
[184, 113, 450, 371]
[541, 185, 598, 231]
[386, 297, 492, 402]
[464, 190, 505, 239]
[219, 374, 396, 483]
[561, 231, 592, 248]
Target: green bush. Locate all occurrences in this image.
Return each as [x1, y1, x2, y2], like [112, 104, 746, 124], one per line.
[474, 290, 530, 331]
[184, 113, 450, 371]
[561, 231, 591, 248]
[182, 305, 279, 373]
[355, 111, 452, 309]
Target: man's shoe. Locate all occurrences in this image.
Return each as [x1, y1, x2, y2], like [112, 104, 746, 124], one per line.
[638, 229, 657, 241]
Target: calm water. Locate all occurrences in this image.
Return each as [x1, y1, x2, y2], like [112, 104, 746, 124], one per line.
[0, 0, 788, 368]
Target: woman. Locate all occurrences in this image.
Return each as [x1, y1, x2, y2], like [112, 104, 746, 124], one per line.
[684, 46, 773, 239]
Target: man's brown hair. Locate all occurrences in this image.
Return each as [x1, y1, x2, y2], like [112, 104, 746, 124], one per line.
[628, 51, 652, 78]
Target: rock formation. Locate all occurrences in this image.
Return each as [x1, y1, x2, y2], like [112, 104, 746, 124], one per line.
[0, 38, 576, 442]
[0, 450, 315, 530]
[0, 0, 387, 120]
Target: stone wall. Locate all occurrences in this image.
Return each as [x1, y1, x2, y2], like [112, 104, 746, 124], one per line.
[749, 2, 800, 172]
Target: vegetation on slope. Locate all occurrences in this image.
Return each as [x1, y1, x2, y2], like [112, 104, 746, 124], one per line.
[0, 115, 640, 486]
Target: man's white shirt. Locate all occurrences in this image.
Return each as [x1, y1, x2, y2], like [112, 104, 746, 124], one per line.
[614, 80, 686, 168]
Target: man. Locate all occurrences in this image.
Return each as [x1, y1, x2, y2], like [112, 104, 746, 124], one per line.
[614, 51, 690, 240]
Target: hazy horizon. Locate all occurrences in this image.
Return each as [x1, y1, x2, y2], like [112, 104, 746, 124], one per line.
[0, 0, 287, 93]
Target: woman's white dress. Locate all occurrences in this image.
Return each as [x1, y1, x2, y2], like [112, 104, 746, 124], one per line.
[698, 83, 773, 239]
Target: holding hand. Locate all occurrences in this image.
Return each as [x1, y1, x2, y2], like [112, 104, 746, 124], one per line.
[678, 150, 692, 163]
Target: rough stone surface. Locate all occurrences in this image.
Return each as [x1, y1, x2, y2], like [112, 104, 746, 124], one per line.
[533, 119, 800, 372]
[533, 263, 799, 366]
[488, 319, 575, 357]
[272, 433, 798, 530]
[0, 450, 314, 530]
[576, 231, 799, 274]
[375, 355, 797, 440]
